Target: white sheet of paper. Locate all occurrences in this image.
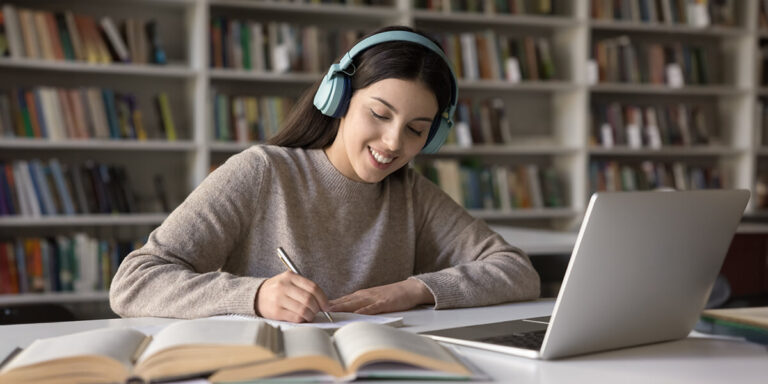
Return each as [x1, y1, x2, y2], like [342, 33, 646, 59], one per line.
[209, 312, 403, 330]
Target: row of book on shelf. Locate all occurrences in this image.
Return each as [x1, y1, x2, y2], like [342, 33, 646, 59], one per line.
[433, 31, 556, 82]
[0, 234, 142, 295]
[591, 102, 713, 149]
[210, 20, 363, 73]
[211, 93, 295, 143]
[0, 159, 171, 217]
[592, 36, 711, 86]
[208, 19, 557, 83]
[591, 0, 737, 27]
[414, 0, 558, 14]
[0, 88, 177, 141]
[414, 160, 566, 210]
[589, 159, 725, 193]
[0, 4, 167, 64]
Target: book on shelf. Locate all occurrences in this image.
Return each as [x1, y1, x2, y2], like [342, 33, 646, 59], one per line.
[433, 31, 557, 82]
[210, 92, 296, 142]
[414, 0, 557, 15]
[589, 160, 725, 193]
[593, 35, 711, 86]
[591, 0, 736, 27]
[0, 233, 143, 294]
[591, 101, 713, 148]
[0, 87, 177, 141]
[0, 159, 173, 217]
[0, 4, 168, 64]
[415, 159, 566, 211]
[0, 319, 480, 384]
[209, 19, 366, 72]
[698, 306, 768, 345]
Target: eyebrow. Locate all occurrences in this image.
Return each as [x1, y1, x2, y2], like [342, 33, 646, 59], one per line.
[371, 97, 433, 123]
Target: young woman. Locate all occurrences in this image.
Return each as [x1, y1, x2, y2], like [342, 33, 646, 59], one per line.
[110, 26, 540, 322]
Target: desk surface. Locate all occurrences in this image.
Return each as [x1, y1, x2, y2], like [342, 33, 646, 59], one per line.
[1, 300, 766, 384]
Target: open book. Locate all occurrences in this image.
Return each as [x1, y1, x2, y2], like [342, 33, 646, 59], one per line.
[699, 306, 768, 344]
[0, 319, 281, 384]
[0, 319, 479, 384]
[208, 321, 478, 383]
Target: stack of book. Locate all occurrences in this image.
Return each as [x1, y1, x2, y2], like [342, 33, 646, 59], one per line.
[591, 0, 736, 27]
[0, 159, 172, 217]
[0, 234, 144, 294]
[589, 160, 725, 193]
[415, 160, 566, 210]
[211, 92, 295, 143]
[209, 19, 365, 72]
[0, 88, 177, 141]
[0, 4, 167, 64]
[414, 0, 558, 15]
[591, 102, 713, 148]
[431, 31, 556, 82]
[593, 35, 711, 85]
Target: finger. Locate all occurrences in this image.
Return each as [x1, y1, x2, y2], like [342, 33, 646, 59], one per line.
[279, 294, 318, 323]
[330, 296, 372, 313]
[283, 284, 322, 316]
[290, 276, 331, 311]
[329, 294, 356, 306]
[354, 302, 384, 315]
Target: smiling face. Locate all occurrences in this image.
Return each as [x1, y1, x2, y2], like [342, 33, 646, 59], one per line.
[324, 78, 439, 184]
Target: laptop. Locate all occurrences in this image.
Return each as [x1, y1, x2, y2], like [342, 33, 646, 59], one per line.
[421, 190, 750, 360]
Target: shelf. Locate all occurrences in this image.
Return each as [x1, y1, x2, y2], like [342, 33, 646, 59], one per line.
[468, 208, 578, 220]
[590, 19, 747, 37]
[589, 146, 742, 157]
[459, 79, 579, 92]
[209, 69, 321, 83]
[757, 87, 768, 96]
[412, 9, 579, 28]
[435, 144, 579, 156]
[210, 141, 257, 152]
[0, 214, 168, 227]
[0, 58, 196, 77]
[0, 291, 109, 305]
[0, 138, 197, 151]
[756, 147, 768, 156]
[209, 0, 400, 19]
[590, 83, 747, 96]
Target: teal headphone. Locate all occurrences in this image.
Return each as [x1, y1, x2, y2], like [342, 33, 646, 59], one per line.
[313, 30, 458, 154]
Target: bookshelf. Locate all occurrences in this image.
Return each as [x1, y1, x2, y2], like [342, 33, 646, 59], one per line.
[0, 0, 766, 307]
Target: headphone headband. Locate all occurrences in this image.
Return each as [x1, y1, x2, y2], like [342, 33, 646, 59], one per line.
[314, 30, 459, 154]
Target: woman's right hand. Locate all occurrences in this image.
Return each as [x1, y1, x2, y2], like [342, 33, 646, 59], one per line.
[255, 271, 331, 323]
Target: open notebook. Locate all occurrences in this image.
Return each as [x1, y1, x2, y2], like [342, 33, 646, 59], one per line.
[210, 312, 403, 331]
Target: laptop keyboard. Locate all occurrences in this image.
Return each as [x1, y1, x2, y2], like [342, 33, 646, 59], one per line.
[478, 330, 546, 350]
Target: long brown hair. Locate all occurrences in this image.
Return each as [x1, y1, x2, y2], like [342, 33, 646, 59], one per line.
[268, 26, 453, 149]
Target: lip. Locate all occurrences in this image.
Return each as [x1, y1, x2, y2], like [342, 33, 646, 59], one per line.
[368, 146, 395, 170]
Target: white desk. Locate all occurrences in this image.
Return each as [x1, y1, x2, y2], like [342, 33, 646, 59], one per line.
[1, 300, 767, 383]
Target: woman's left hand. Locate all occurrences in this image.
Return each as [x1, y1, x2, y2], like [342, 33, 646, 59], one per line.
[328, 278, 435, 315]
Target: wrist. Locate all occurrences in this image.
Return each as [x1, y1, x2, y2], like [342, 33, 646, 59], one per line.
[408, 278, 435, 305]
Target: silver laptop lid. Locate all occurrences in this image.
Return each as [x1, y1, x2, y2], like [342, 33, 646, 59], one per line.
[540, 190, 749, 360]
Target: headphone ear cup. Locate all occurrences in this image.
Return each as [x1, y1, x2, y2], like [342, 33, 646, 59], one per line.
[313, 69, 349, 117]
[332, 76, 352, 118]
[421, 118, 450, 154]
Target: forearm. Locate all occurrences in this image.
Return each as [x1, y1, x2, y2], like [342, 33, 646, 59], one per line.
[413, 252, 541, 309]
[109, 253, 266, 318]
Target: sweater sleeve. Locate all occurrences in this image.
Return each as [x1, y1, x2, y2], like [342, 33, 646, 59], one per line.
[409, 171, 541, 309]
[109, 149, 269, 318]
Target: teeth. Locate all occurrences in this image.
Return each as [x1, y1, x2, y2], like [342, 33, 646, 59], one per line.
[369, 147, 393, 164]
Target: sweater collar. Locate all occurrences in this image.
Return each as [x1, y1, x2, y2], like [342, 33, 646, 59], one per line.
[308, 149, 383, 199]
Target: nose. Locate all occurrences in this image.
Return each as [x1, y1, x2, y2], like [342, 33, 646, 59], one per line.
[381, 122, 403, 152]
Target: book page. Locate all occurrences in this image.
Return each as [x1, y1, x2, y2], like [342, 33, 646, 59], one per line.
[210, 312, 403, 331]
[0, 327, 146, 373]
[333, 322, 468, 375]
[282, 327, 340, 361]
[703, 307, 768, 328]
[136, 319, 277, 365]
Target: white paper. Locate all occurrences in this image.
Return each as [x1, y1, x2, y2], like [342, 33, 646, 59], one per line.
[209, 312, 403, 330]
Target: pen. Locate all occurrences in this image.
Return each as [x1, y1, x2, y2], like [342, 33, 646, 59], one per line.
[276, 247, 334, 323]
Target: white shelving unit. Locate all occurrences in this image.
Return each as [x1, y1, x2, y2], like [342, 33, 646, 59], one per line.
[1, 0, 766, 305]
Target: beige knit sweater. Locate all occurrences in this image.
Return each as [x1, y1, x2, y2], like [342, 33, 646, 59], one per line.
[109, 146, 540, 318]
